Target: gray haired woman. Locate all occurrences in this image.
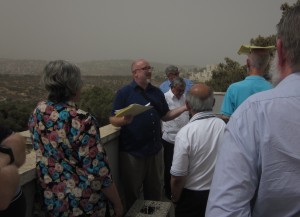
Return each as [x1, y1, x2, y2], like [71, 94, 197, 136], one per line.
[28, 60, 123, 217]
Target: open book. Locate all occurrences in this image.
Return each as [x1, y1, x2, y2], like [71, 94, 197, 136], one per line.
[115, 103, 153, 117]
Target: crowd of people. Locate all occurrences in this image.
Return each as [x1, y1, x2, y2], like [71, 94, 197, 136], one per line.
[1, 3, 300, 217]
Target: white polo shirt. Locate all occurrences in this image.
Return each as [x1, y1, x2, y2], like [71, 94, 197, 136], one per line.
[171, 112, 226, 191]
[162, 89, 189, 144]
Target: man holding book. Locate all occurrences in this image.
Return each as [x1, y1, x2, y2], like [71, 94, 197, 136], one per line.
[109, 59, 187, 211]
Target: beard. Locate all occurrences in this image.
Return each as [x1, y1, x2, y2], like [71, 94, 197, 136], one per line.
[269, 53, 282, 86]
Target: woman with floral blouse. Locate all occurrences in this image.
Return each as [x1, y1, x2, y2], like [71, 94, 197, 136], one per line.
[28, 60, 123, 217]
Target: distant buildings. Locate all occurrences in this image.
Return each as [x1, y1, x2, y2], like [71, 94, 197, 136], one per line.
[189, 64, 217, 82]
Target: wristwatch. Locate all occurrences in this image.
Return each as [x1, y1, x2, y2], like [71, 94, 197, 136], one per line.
[0, 145, 15, 164]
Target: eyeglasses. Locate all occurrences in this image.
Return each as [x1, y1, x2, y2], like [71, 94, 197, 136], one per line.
[168, 72, 179, 76]
[135, 66, 154, 71]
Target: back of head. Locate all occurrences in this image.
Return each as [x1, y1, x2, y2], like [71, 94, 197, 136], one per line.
[41, 60, 83, 103]
[277, 4, 300, 67]
[248, 49, 271, 72]
[186, 83, 214, 113]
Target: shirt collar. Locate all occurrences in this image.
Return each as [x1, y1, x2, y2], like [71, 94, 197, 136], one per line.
[245, 75, 265, 80]
[130, 80, 155, 91]
[190, 111, 215, 122]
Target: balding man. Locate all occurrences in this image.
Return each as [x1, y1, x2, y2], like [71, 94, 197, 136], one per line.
[110, 59, 187, 210]
[221, 46, 273, 122]
[170, 83, 226, 217]
[206, 5, 300, 216]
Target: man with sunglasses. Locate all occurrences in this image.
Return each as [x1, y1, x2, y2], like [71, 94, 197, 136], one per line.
[110, 59, 187, 211]
[160, 65, 193, 94]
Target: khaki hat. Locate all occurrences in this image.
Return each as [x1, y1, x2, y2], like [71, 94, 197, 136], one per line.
[237, 45, 276, 55]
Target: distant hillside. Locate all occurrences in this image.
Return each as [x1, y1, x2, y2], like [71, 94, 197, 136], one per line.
[0, 59, 47, 75]
[0, 58, 199, 76]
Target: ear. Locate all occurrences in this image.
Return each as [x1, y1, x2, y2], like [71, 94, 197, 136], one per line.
[276, 38, 285, 67]
[185, 101, 191, 111]
[246, 58, 250, 68]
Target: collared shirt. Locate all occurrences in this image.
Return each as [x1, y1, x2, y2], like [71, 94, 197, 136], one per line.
[206, 72, 300, 217]
[170, 112, 226, 191]
[112, 80, 169, 157]
[160, 78, 193, 94]
[221, 75, 272, 117]
[162, 89, 189, 144]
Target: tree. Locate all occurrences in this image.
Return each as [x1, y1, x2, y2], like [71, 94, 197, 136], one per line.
[250, 35, 276, 47]
[280, 0, 300, 17]
[78, 86, 115, 127]
[206, 58, 247, 92]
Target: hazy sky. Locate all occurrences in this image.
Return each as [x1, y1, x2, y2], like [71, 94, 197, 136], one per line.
[0, 0, 296, 66]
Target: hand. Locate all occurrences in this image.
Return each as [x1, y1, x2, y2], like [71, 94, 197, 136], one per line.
[123, 115, 133, 125]
[113, 202, 124, 217]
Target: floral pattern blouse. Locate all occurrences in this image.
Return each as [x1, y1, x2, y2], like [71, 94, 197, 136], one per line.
[28, 100, 114, 217]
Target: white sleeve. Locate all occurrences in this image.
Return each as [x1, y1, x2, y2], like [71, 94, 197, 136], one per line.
[205, 110, 260, 217]
[170, 131, 189, 176]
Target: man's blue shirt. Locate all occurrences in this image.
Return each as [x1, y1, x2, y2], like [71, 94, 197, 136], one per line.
[112, 80, 169, 157]
[160, 78, 193, 94]
[221, 75, 272, 116]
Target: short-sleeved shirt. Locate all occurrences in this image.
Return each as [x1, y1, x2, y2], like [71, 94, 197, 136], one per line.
[160, 78, 193, 94]
[171, 112, 226, 191]
[162, 89, 189, 144]
[112, 80, 169, 157]
[221, 75, 272, 117]
[28, 100, 114, 217]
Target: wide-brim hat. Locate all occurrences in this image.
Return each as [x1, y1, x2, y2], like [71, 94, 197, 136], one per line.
[237, 45, 276, 55]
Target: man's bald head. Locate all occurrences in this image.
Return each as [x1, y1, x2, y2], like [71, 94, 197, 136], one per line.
[186, 83, 215, 114]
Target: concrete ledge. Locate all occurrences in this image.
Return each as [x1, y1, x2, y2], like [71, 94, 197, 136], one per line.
[18, 124, 121, 217]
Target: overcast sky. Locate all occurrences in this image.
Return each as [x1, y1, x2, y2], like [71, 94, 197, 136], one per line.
[0, 0, 296, 67]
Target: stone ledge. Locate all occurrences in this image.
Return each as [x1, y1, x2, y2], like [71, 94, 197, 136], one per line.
[18, 124, 121, 186]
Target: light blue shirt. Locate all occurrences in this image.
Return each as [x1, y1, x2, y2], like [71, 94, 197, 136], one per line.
[221, 75, 273, 117]
[206, 72, 300, 217]
[159, 78, 193, 94]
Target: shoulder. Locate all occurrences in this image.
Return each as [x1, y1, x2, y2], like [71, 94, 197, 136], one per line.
[184, 78, 193, 84]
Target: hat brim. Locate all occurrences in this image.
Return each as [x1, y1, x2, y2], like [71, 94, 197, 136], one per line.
[237, 45, 276, 55]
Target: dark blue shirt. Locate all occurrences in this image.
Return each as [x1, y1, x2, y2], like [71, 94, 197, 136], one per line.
[112, 81, 169, 157]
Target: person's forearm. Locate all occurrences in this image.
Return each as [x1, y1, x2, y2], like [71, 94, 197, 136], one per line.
[101, 183, 123, 217]
[170, 175, 186, 203]
[162, 105, 187, 122]
[0, 165, 20, 210]
[2, 133, 26, 168]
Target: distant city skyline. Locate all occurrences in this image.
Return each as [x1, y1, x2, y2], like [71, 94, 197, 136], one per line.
[0, 0, 296, 67]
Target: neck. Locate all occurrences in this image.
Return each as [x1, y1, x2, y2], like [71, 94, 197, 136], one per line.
[248, 68, 264, 76]
[136, 80, 149, 90]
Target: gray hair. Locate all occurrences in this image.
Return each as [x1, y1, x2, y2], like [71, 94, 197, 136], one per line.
[249, 51, 271, 70]
[277, 5, 300, 67]
[186, 88, 214, 113]
[170, 77, 186, 88]
[41, 60, 83, 102]
[165, 65, 179, 76]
